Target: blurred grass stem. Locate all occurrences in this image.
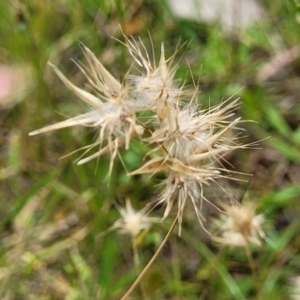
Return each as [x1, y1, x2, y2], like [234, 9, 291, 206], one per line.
[121, 213, 179, 300]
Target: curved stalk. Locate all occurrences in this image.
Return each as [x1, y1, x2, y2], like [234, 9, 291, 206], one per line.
[121, 214, 179, 300]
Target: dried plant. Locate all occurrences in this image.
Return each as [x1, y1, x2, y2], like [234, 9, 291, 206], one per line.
[29, 34, 257, 299]
[112, 198, 158, 237]
[212, 202, 265, 247]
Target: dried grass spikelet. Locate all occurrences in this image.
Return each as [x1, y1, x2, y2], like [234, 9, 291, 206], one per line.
[212, 202, 265, 247]
[129, 156, 222, 233]
[29, 45, 144, 172]
[130, 94, 251, 234]
[122, 34, 183, 120]
[112, 199, 158, 237]
[28, 35, 185, 174]
[145, 94, 241, 159]
[28, 34, 255, 235]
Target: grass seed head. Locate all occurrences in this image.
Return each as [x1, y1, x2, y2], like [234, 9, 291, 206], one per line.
[124, 35, 182, 118]
[113, 199, 157, 237]
[29, 46, 143, 169]
[213, 203, 265, 247]
[29, 34, 254, 233]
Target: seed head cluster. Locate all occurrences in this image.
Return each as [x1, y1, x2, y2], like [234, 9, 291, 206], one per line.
[213, 203, 265, 247]
[29, 35, 253, 233]
[112, 199, 157, 237]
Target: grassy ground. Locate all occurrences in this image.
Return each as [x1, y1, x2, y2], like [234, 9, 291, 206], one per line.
[1, 0, 300, 299]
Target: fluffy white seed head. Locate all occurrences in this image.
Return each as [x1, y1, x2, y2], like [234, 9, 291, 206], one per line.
[29, 34, 254, 234]
[123, 35, 182, 118]
[29, 46, 143, 169]
[113, 199, 157, 237]
[213, 203, 265, 247]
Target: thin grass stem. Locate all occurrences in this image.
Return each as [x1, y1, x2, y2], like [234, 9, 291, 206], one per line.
[121, 213, 179, 300]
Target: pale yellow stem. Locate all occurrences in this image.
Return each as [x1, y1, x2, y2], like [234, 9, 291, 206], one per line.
[121, 214, 179, 300]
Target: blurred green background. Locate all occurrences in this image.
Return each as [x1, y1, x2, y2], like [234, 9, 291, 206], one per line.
[1, 0, 300, 299]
